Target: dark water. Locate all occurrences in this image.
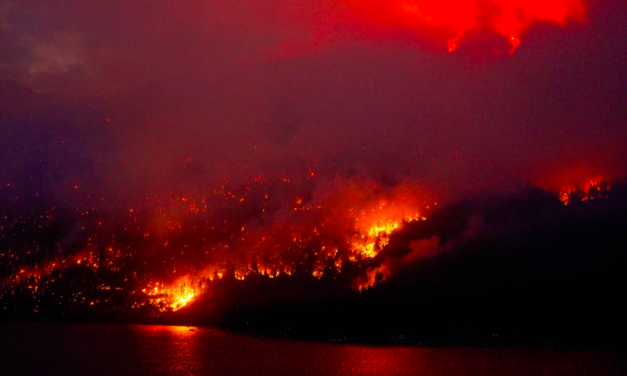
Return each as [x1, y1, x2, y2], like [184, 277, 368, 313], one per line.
[0, 323, 623, 376]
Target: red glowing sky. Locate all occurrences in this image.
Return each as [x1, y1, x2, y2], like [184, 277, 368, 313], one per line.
[0, 0, 626, 199]
[261, 0, 588, 61]
[339, 0, 586, 53]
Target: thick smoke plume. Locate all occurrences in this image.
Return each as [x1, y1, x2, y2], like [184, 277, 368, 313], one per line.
[358, 213, 488, 289]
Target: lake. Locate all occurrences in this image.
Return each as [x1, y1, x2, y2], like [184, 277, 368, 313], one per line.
[0, 323, 623, 375]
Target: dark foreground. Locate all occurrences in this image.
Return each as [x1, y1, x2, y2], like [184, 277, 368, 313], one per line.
[0, 323, 624, 376]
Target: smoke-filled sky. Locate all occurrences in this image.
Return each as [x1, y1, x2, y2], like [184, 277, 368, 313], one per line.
[1, 0, 627, 202]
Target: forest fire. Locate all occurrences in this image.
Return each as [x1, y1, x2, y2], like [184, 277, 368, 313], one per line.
[352, 208, 425, 259]
[0, 171, 615, 318]
[341, 0, 586, 53]
[0, 175, 433, 316]
[141, 280, 196, 312]
[558, 180, 611, 205]
[0, 0, 624, 356]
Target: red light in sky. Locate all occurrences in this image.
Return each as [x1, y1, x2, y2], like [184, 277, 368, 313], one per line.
[340, 0, 585, 53]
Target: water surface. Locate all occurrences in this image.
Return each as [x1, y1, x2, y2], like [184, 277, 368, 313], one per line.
[0, 323, 622, 375]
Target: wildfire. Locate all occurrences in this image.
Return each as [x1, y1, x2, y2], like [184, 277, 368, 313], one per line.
[6, 169, 618, 319]
[3, 162, 624, 322]
[1, 174, 433, 315]
[558, 180, 611, 205]
[141, 279, 197, 312]
[352, 213, 424, 258]
[347, 184, 429, 259]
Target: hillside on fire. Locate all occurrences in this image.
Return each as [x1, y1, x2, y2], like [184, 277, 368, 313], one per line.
[2, 0, 627, 352]
[2, 175, 625, 349]
[174, 183, 626, 349]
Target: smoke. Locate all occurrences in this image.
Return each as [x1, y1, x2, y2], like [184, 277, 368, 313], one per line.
[1, 0, 627, 317]
[357, 212, 489, 288]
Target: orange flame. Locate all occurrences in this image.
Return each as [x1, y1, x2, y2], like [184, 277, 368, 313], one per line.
[1, 176, 434, 315]
[143, 278, 196, 312]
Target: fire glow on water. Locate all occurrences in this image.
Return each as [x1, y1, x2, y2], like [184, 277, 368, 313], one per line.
[340, 0, 585, 53]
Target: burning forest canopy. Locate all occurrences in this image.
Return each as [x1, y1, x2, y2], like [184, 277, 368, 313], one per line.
[1, 170, 625, 348]
[0, 173, 434, 313]
[0, 0, 626, 349]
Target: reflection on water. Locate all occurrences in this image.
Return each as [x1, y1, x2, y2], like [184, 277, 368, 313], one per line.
[131, 325, 206, 375]
[0, 323, 622, 376]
